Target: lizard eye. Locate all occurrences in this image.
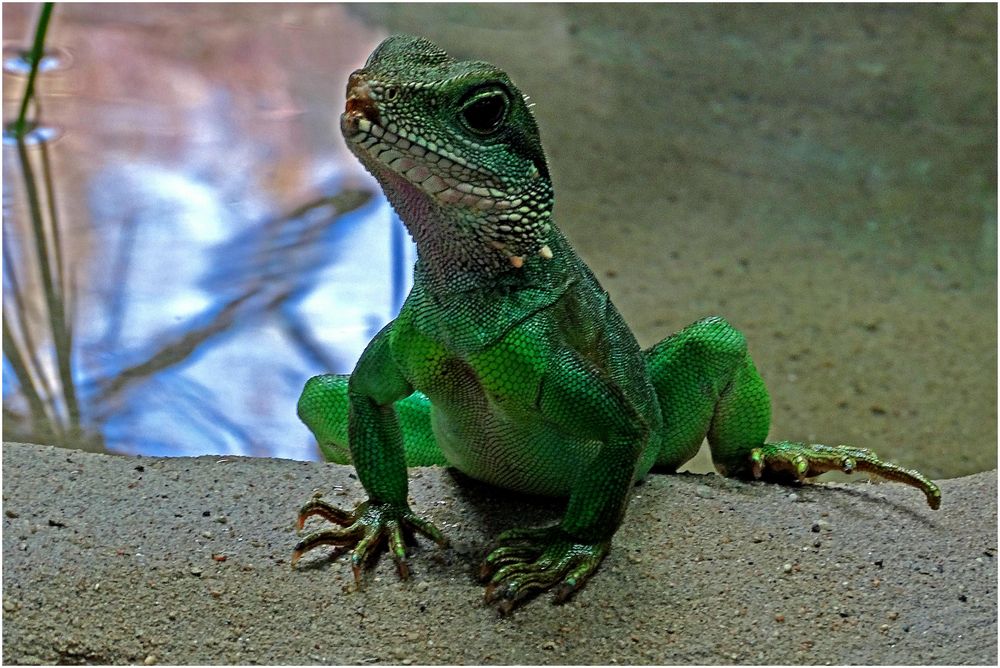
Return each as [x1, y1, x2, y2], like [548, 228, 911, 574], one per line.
[384, 86, 399, 101]
[460, 88, 509, 135]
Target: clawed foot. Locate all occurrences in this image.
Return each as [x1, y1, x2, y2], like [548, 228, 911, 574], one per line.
[749, 441, 941, 509]
[292, 494, 449, 582]
[478, 526, 610, 614]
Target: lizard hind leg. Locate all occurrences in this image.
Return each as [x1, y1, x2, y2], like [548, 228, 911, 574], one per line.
[644, 315, 769, 474]
[702, 332, 942, 509]
[297, 374, 448, 466]
[699, 330, 942, 509]
[645, 316, 940, 509]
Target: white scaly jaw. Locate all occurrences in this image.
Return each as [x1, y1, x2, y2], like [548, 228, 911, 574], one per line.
[344, 113, 553, 267]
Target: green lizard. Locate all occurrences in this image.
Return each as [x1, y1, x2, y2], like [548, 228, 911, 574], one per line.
[292, 35, 940, 613]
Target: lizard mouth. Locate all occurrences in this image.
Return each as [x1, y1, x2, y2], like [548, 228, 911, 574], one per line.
[341, 72, 380, 138]
[339, 107, 511, 212]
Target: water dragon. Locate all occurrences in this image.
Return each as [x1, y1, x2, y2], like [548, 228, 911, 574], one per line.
[291, 35, 940, 613]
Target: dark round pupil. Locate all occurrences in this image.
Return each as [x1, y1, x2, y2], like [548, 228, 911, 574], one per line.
[463, 94, 506, 133]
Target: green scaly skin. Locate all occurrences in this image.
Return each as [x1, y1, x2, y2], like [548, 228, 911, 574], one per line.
[292, 35, 941, 613]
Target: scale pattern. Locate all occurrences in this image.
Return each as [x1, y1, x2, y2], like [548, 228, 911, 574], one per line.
[293, 35, 940, 611]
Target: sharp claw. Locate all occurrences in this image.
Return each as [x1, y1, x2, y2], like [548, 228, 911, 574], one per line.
[553, 581, 576, 604]
[926, 487, 942, 510]
[484, 580, 518, 610]
[494, 574, 559, 613]
[792, 454, 808, 479]
[750, 448, 765, 479]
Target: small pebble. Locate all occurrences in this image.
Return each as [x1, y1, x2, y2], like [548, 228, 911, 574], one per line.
[695, 485, 714, 499]
[144, 655, 157, 665]
[782, 563, 793, 574]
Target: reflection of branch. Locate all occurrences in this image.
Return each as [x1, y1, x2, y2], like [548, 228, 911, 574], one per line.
[2, 313, 60, 441]
[284, 191, 369, 222]
[97, 212, 138, 351]
[2, 234, 59, 425]
[16, 136, 79, 430]
[39, 139, 70, 320]
[96, 190, 372, 404]
[95, 289, 289, 403]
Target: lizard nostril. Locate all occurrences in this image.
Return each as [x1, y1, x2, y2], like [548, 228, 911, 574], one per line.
[344, 75, 380, 125]
[344, 95, 372, 117]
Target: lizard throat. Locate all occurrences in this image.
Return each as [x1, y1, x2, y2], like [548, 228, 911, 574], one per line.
[341, 111, 555, 276]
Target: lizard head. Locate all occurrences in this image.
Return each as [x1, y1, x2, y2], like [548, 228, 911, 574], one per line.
[341, 35, 554, 270]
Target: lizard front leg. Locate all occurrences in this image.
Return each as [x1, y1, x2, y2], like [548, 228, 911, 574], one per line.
[479, 346, 654, 613]
[293, 323, 448, 581]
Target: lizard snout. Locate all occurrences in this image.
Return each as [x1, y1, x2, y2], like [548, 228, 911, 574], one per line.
[343, 72, 380, 129]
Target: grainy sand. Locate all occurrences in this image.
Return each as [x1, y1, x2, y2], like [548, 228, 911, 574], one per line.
[2, 441, 996, 664]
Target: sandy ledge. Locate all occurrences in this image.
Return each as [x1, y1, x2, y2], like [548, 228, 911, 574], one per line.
[2, 441, 996, 665]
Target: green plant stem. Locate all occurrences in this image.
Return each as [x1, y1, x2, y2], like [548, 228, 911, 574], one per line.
[14, 2, 55, 138]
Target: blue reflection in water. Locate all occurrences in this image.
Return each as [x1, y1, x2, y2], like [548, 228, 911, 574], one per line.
[1, 6, 413, 461]
[7, 151, 412, 460]
[81, 160, 413, 459]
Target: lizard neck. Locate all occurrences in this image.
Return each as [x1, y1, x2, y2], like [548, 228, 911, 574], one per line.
[377, 166, 565, 295]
